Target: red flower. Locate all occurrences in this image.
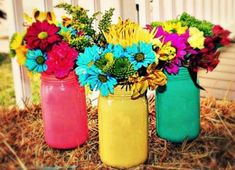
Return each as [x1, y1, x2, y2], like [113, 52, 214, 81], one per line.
[212, 25, 231, 46]
[25, 21, 61, 51]
[189, 25, 230, 72]
[45, 41, 78, 78]
[189, 51, 220, 72]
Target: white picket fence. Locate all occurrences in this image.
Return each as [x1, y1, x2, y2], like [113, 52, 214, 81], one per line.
[6, 0, 235, 108]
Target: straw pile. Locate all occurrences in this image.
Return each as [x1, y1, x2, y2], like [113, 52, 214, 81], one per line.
[0, 96, 235, 169]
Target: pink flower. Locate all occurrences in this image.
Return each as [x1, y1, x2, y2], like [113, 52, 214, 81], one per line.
[46, 41, 78, 78]
[153, 26, 188, 74]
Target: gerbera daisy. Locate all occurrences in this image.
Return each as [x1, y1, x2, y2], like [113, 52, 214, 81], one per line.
[24, 20, 61, 51]
[46, 41, 78, 78]
[75, 45, 102, 84]
[86, 69, 117, 96]
[126, 42, 156, 70]
[103, 44, 126, 59]
[25, 49, 47, 73]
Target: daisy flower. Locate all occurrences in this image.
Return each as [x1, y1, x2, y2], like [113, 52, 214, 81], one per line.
[24, 21, 61, 51]
[86, 69, 117, 96]
[126, 42, 156, 70]
[25, 49, 47, 73]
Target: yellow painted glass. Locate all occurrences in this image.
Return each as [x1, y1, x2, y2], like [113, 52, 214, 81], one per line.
[98, 86, 148, 168]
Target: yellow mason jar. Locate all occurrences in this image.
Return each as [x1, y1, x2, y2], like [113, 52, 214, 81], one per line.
[98, 86, 148, 168]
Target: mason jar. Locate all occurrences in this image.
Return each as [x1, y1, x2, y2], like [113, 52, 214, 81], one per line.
[98, 86, 148, 168]
[41, 71, 88, 149]
[156, 67, 200, 142]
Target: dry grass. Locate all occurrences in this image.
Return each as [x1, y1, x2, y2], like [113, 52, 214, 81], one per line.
[0, 96, 235, 170]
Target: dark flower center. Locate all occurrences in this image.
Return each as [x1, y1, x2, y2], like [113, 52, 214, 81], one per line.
[38, 31, 48, 39]
[98, 74, 108, 83]
[172, 28, 177, 33]
[135, 53, 145, 62]
[36, 56, 45, 65]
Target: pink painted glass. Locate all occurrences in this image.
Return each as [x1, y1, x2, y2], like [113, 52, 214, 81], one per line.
[40, 71, 88, 149]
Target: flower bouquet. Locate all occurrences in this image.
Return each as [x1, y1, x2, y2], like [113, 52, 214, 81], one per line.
[149, 12, 231, 142]
[75, 18, 167, 168]
[9, 3, 115, 149]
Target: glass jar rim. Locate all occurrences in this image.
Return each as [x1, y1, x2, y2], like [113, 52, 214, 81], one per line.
[41, 71, 78, 83]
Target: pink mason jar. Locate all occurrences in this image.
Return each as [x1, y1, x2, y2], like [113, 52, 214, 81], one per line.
[40, 71, 88, 149]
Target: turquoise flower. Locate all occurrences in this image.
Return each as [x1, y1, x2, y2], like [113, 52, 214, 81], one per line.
[75, 45, 102, 86]
[103, 44, 126, 58]
[25, 49, 47, 73]
[58, 23, 77, 36]
[113, 44, 126, 58]
[126, 42, 156, 70]
[86, 69, 117, 96]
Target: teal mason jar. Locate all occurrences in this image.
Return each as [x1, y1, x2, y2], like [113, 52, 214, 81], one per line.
[156, 67, 200, 142]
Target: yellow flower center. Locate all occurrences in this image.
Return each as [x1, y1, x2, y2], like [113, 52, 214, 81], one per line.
[87, 61, 94, 67]
[38, 31, 48, 39]
[98, 74, 108, 83]
[135, 53, 145, 62]
[36, 56, 45, 65]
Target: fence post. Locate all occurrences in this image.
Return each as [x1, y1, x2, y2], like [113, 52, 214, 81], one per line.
[120, 0, 136, 21]
[44, 0, 53, 11]
[71, 0, 79, 6]
[7, 0, 31, 108]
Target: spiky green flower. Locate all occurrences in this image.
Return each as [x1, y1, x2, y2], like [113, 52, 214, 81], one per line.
[111, 57, 136, 80]
[95, 52, 114, 73]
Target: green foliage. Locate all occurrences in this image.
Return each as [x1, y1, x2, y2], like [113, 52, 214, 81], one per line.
[56, 3, 99, 36]
[9, 33, 17, 57]
[98, 8, 115, 33]
[179, 12, 214, 36]
[110, 57, 136, 80]
[56, 3, 114, 51]
[69, 36, 93, 53]
[151, 21, 163, 28]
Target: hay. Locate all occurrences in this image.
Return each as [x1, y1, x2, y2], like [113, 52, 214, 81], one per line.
[0, 96, 235, 170]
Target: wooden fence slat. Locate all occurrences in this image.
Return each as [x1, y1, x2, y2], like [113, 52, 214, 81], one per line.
[44, 0, 53, 11]
[150, 0, 161, 21]
[200, 78, 235, 91]
[120, 0, 136, 21]
[8, 0, 31, 108]
[175, 0, 184, 17]
[135, 0, 151, 25]
[71, 0, 79, 6]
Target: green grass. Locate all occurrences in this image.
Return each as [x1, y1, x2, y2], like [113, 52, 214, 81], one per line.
[0, 53, 40, 107]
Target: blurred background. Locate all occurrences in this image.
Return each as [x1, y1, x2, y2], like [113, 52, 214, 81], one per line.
[0, 0, 235, 107]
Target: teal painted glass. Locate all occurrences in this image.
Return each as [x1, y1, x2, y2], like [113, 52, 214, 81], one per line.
[156, 67, 200, 142]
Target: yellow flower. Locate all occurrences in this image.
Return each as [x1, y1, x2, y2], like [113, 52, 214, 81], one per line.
[129, 64, 167, 99]
[103, 18, 157, 48]
[188, 27, 205, 49]
[10, 32, 28, 65]
[59, 30, 72, 42]
[10, 32, 24, 50]
[15, 45, 27, 65]
[163, 21, 188, 35]
[62, 16, 72, 27]
[24, 9, 57, 25]
[155, 41, 177, 61]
